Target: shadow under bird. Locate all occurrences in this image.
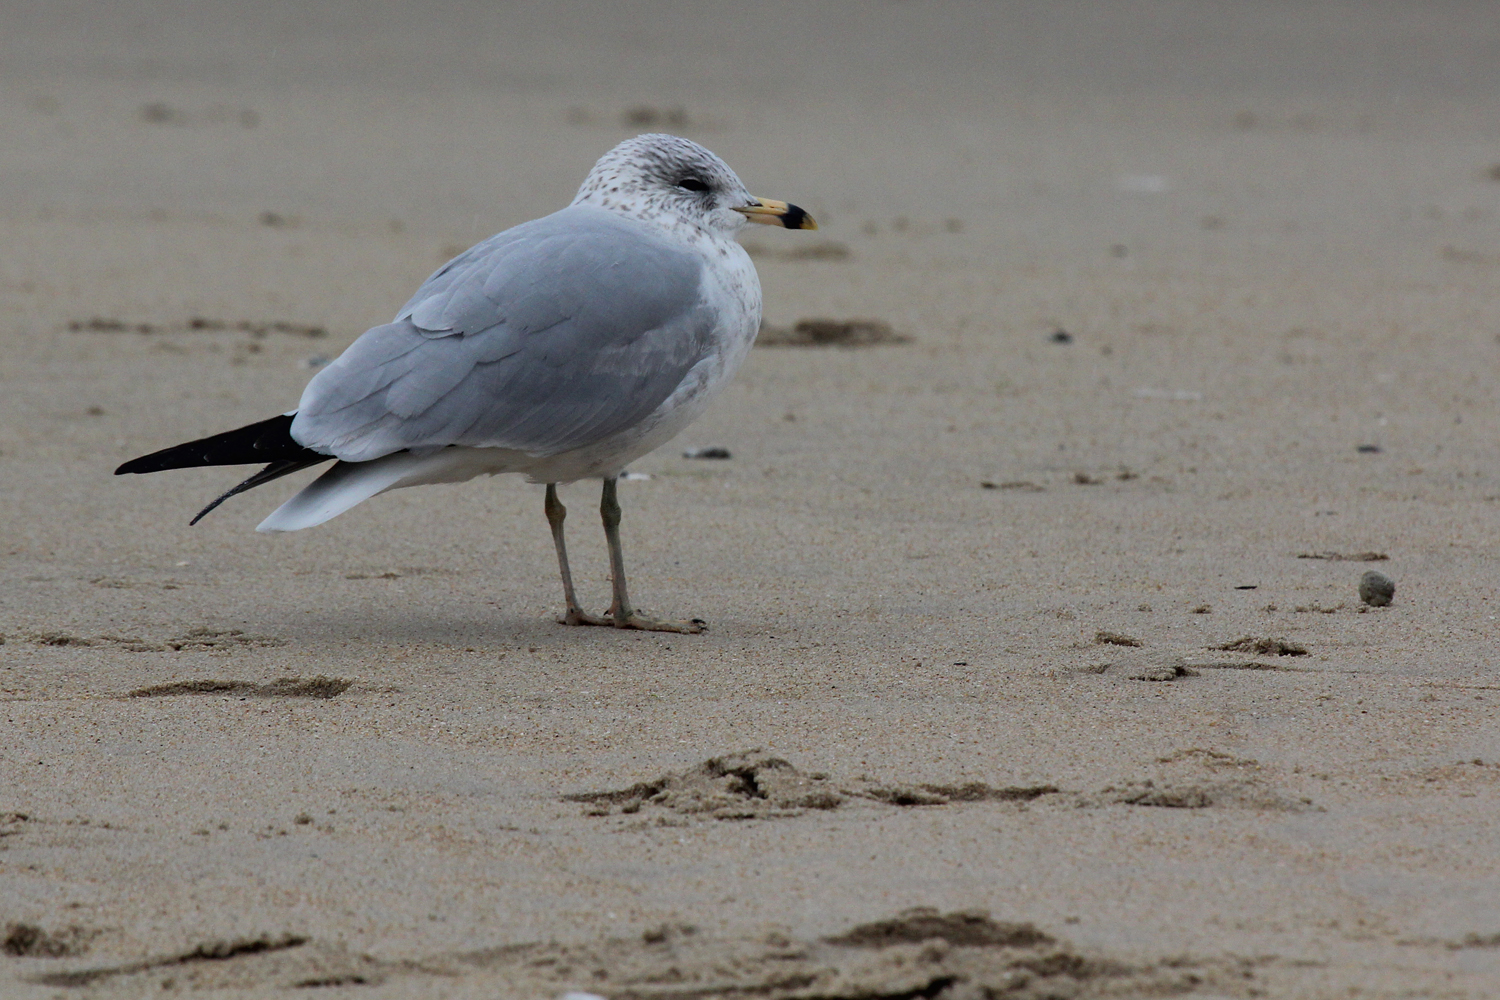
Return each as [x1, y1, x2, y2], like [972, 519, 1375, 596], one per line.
[115, 134, 817, 633]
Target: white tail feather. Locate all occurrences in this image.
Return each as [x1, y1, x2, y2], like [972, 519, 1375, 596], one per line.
[256, 451, 461, 532]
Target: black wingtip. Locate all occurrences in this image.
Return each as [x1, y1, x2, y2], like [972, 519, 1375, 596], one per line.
[116, 414, 317, 475]
[186, 456, 330, 525]
[115, 456, 153, 476]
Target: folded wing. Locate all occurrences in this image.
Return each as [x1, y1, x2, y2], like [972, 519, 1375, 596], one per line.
[291, 205, 715, 463]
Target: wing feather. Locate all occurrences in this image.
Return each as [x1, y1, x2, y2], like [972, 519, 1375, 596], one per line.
[291, 206, 714, 463]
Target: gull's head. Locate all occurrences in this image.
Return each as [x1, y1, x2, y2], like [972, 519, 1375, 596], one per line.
[573, 133, 815, 235]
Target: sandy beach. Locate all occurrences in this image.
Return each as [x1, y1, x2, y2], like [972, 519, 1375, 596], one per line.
[3, 2, 1500, 996]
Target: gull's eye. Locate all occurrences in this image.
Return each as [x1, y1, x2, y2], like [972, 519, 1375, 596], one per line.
[677, 177, 710, 193]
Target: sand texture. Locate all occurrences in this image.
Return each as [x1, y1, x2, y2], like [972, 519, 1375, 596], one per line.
[3, 2, 1500, 997]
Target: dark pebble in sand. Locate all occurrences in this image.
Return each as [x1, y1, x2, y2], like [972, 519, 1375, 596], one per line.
[1359, 570, 1395, 607]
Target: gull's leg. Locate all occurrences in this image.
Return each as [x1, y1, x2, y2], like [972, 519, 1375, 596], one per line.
[546, 483, 609, 627]
[598, 476, 705, 634]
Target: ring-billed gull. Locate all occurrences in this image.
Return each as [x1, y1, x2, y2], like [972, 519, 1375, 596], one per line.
[115, 134, 817, 633]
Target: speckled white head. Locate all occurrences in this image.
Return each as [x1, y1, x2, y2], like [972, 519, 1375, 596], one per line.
[572, 133, 815, 236]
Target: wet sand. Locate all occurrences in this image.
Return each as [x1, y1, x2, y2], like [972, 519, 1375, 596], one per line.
[3, 2, 1500, 996]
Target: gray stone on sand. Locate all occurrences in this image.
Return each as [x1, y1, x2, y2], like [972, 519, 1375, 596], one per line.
[1358, 570, 1395, 607]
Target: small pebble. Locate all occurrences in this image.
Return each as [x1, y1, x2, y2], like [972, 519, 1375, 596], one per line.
[682, 446, 731, 460]
[1358, 570, 1395, 607]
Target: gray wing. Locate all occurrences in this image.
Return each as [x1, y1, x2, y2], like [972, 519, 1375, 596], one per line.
[290, 206, 715, 463]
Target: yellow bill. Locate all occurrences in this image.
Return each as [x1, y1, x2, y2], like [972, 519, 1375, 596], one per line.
[735, 197, 818, 230]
